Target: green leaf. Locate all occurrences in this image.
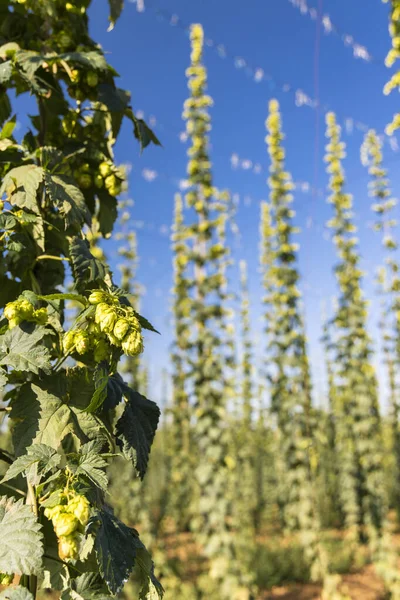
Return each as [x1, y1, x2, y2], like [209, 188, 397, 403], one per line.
[97, 189, 117, 237]
[115, 384, 160, 479]
[0, 325, 51, 374]
[97, 84, 130, 113]
[45, 174, 91, 229]
[107, 0, 124, 31]
[0, 43, 20, 60]
[27, 379, 111, 452]
[136, 547, 164, 600]
[1, 444, 60, 485]
[0, 165, 44, 214]
[15, 51, 45, 78]
[0, 368, 7, 392]
[0, 92, 11, 127]
[58, 51, 108, 72]
[10, 384, 41, 457]
[38, 293, 88, 306]
[0, 495, 43, 575]
[131, 116, 162, 153]
[88, 510, 142, 594]
[86, 364, 108, 413]
[0, 213, 17, 230]
[69, 440, 108, 491]
[69, 238, 107, 291]
[1, 115, 16, 140]
[0, 587, 34, 600]
[32, 384, 74, 449]
[103, 374, 124, 411]
[135, 313, 160, 335]
[64, 572, 111, 600]
[0, 61, 12, 85]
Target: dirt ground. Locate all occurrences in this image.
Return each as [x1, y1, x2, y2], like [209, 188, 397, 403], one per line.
[262, 565, 387, 600]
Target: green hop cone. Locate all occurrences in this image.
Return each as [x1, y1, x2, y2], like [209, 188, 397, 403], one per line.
[18, 299, 34, 319]
[96, 305, 117, 334]
[78, 173, 92, 189]
[4, 301, 20, 321]
[67, 494, 90, 526]
[104, 174, 117, 190]
[107, 331, 120, 346]
[33, 307, 48, 325]
[44, 505, 64, 521]
[63, 330, 76, 354]
[86, 71, 98, 87]
[94, 338, 109, 362]
[8, 317, 22, 329]
[52, 511, 79, 537]
[58, 534, 79, 561]
[74, 331, 90, 355]
[113, 318, 130, 341]
[121, 329, 144, 356]
[0, 573, 14, 585]
[94, 174, 104, 189]
[88, 290, 109, 305]
[99, 161, 112, 178]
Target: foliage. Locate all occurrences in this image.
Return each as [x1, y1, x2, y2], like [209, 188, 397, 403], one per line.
[172, 22, 250, 600]
[325, 113, 385, 546]
[260, 99, 327, 583]
[0, 1, 162, 599]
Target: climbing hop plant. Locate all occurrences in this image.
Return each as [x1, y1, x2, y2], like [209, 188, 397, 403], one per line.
[383, 0, 400, 135]
[0, 1, 163, 599]
[261, 98, 327, 582]
[168, 192, 193, 531]
[361, 130, 400, 518]
[325, 113, 385, 546]
[177, 22, 251, 600]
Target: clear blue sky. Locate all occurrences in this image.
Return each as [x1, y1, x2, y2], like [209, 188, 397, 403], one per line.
[86, 0, 399, 409]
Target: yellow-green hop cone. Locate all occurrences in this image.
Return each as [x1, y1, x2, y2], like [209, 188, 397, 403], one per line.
[94, 174, 104, 189]
[106, 331, 120, 346]
[99, 161, 112, 178]
[86, 71, 98, 87]
[97, 306, 117, 334]
[113, 318, 130, 341]
[18, 299, 34, 319]
[67, 494, 90, 526]
[44, 505, 64, 521]
[33, 307, 48, 325]
[94, 338, 109, 362]
[104, 174, 117, 190]
[63, 330, 76, 353]
[78, 174, 92, 189]
[121, 330, 144, 356]
[8, 317, 22, 329]
[58, 534, 79, 561]
[88, 290, 108, 305]
[0, 573, 14, 585]
[74, 331, 90, 355]
[53, 511, 79, 537]
[4, 301, 20, 321]
[95, 302, 112, 323]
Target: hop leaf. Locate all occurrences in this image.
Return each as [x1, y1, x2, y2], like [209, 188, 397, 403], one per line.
[115, 384, 160, 478]
[0, 496, 43, 575]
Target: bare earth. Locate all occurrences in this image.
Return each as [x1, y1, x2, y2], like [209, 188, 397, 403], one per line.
[262, 565, 387, 600]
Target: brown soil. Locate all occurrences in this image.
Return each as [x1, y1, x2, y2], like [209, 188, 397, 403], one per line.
[261, 565, 387, 600]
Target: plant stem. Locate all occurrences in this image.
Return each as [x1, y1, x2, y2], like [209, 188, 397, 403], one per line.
[0, 448, 13, 464]
[36, 254, 70, 262]
[1, 482, 26, 497]
[27, 481, 38, 599]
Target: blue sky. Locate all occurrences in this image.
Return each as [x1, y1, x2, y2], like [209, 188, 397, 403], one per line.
[86, 0, 400, 409]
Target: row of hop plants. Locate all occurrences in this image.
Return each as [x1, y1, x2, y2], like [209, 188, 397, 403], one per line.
[110, 2, 400, 599]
